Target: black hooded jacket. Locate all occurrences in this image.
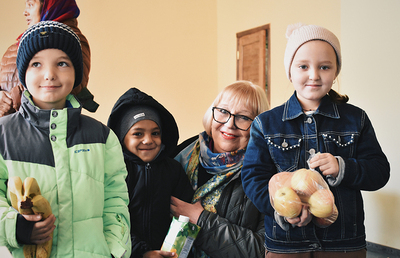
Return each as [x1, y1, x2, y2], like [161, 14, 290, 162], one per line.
[108, 88, 194, 257]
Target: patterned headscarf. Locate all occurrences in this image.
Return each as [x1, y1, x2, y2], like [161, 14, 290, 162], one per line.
[17, 0, 80, 41]
[40, 0, 80, 22]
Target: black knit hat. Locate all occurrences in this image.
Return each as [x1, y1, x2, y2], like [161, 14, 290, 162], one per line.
[17, 21, 83, 88]
[115, 105, 162, 143]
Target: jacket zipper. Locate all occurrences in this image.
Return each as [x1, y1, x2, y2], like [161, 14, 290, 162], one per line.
[239, 193, 247, 225]
[144, 163, 152, 243]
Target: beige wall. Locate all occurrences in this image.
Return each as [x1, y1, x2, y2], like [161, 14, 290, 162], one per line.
[216, 0, 341, 108]
[0, 0, 218, 142]
[341, 0, 400, 249]
[1, 0, 399, 250]
[77, 0, 218, 142]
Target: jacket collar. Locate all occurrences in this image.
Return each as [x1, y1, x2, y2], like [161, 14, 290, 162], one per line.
[19, 90, 82, 130]
[282, 92, 340, 121]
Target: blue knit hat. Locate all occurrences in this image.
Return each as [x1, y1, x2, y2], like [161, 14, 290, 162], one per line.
[17, 21, 83, 88]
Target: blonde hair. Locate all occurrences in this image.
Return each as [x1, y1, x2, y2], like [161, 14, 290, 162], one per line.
[202, 81, 269, 136]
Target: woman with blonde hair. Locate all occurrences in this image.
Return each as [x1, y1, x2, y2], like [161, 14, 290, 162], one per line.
[171, 80, 269, 258]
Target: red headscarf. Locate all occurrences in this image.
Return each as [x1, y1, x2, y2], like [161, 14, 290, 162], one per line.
[17, 0, 80, 42]
[40, 0, 80, 22]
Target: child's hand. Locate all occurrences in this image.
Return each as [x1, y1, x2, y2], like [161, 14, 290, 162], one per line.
[143, 250, 177, 258]
[285, 205, 312, 227]
[170, 196, 203, 224]
[23, 214, 56, 245]
[309, 153, 339, 178]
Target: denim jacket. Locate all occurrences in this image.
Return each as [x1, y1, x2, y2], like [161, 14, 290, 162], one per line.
[242, 93, 390, 253]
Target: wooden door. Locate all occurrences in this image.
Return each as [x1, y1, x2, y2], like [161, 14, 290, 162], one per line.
[237, 24, 270, 103]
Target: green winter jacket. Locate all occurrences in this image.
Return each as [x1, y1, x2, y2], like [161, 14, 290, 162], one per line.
[0, 92, 131, 258]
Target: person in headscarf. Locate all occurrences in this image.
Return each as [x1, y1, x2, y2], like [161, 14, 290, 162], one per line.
[0, 0, 98, 116]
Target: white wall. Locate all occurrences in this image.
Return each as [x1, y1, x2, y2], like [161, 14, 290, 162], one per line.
[341, 0, 400, 248]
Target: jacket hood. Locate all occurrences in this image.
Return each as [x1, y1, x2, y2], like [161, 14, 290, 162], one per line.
[107, 88, 179, 160]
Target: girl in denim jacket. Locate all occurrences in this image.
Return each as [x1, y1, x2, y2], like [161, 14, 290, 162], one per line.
[241, 23, 390, 258]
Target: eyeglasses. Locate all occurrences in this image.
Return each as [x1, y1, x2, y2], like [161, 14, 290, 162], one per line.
[212, 107, 253, 131]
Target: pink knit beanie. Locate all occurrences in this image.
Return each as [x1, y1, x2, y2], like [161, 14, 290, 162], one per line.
[284, 23, 341, 80]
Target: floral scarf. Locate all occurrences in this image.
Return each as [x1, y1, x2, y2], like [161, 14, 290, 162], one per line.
[178, 132, 245, 257]
[187, 133, 244, 213]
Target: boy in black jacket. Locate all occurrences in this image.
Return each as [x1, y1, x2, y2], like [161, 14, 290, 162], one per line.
[108, 88, 194, 258]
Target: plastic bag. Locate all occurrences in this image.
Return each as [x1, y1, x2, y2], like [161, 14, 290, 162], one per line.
[269, 168, 338, 227]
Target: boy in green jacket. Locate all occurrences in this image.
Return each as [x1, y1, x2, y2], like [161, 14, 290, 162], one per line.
[0, 21, 131, 258]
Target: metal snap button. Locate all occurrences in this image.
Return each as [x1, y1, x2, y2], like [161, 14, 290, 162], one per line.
[52, 111, 58, 117]
[51, 123, 57, 130]
[51, 135, 57, 141]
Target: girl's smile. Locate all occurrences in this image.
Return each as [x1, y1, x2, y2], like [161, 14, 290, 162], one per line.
[290, 40, 338, 110]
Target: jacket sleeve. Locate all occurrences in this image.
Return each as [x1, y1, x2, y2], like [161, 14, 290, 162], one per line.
[0, 43, 21, 115]
[130, 233, 151, 257]
[340, 111, 390, 191]
[0, 155, 21, 252]
[172, 160, 194, 203]
[103, 131, 131, 258]
[0, 43, 19, 92]
[194, 182, 265, 258]
[242, 117, 276, 215]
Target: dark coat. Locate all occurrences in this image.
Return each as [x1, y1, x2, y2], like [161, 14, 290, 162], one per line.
[108, 88, 194, 257]
[195, 174, 265, 257]
[174, 136, 266, 258]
